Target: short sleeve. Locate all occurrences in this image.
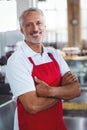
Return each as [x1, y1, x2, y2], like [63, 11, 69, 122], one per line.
[6, 55, 35, 98]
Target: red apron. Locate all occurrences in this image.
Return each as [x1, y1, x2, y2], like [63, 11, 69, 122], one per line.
[17, 53, 67, 130]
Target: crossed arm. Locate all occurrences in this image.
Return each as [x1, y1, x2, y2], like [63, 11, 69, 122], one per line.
[19, 71, 81, 114]
[35, 71, 81, 100]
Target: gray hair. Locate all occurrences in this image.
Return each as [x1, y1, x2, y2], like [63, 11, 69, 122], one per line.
[19, 8, 44, 26]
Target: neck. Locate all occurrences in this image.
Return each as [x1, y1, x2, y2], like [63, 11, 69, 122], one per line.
[25, 40, 43, 54]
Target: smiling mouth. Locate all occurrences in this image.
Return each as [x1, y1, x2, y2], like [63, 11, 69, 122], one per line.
[31, 32, 42, 37]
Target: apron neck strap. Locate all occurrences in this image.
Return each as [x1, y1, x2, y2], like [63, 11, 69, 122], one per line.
[28, 53, 55, 66]
[28, 57, 35, 66]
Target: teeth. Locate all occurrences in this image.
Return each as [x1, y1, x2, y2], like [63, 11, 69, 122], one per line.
[33, 33, 39, 36]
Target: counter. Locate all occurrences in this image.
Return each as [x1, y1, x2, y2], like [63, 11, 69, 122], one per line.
[63, 87, 87, 117]
[0, 99, 16, 130]
[63, 87, 87, 130]
[0, 83, 15, 130]
[64, 116, 87, 130]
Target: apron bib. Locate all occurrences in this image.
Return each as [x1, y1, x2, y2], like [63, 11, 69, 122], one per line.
[17, 53, 66, 130]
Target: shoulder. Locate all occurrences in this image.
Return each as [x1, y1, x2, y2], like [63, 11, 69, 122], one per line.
[6, 48, 30, 75]
[7, 48, 26, 66]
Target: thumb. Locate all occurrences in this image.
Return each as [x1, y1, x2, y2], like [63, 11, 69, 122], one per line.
[34, 76, 41, 83]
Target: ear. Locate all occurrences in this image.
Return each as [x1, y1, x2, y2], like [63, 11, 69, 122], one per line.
[20, 27, 24, 34]
[45, 25, 46, 28]
[44, 25, 46, 32]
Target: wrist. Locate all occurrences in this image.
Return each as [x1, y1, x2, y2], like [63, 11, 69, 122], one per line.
[48, 87, 60, 99]
[48, 87, 56, 98]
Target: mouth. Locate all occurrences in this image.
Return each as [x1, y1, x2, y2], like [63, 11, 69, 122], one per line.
[30, 31, 42, 37]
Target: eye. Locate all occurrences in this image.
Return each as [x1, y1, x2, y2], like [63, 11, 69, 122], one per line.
[26, 23, 31, 27]
[37, 21, 42, 25]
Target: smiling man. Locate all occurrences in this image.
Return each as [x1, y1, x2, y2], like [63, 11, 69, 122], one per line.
[6, 8, 81, 130]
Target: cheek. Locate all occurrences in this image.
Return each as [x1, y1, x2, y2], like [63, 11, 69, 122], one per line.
[40, 24, 46, 30]
[24, 28, 31, 35]
[43, 26, 46, 32]
[42, 28, 46, 34]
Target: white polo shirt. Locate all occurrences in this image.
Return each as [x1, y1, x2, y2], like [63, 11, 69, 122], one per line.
[6, 41, 70, 130]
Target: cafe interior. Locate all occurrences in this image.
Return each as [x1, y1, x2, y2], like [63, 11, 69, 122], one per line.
[0, 0, 87, 130]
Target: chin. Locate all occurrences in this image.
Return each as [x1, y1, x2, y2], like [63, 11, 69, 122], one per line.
[31, 40, 42, 44]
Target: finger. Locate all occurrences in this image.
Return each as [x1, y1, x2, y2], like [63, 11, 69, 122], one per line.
[72, 77, 78, 82]
[69, 74, 77, 80]
[63, 71, 72, 80]
[64, 71, 71, 77]
[66, 72, 76, 79]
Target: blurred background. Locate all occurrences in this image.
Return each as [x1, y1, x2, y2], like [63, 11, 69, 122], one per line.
[0, 0, 87, 130]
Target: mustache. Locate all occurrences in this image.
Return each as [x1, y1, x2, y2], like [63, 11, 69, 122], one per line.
[30, 31, 39, 35]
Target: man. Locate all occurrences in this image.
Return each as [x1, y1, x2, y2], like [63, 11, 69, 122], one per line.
[6, 8, 81, 130]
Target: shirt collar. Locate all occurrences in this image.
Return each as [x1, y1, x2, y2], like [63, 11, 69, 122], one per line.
[21, 41, 47, 57]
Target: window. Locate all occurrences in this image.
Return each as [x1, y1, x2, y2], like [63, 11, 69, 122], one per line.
[38, 0, 68, 43]
[80, 0, 87, 41]
[0, 0, 17, 32]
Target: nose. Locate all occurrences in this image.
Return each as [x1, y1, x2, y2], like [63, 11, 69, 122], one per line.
[32, 23, 38, 31]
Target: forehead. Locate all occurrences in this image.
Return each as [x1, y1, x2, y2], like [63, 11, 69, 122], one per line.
[23, 11, 45, 22]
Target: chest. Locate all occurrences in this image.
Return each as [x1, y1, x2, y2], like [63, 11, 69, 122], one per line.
[29, 53, 61, 86]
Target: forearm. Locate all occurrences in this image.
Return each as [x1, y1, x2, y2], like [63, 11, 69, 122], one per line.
[33, 97, 58, 113]
[19, 91, 58, 114]
[48, 82, 81, 100]
[35, 71, 81, 100]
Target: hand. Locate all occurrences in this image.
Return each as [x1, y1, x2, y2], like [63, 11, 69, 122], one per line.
[61, 71, 78, 86]
[35, 77, 50, 97]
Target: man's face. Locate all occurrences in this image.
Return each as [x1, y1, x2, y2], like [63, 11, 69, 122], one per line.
[20, 11, 46, 44]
